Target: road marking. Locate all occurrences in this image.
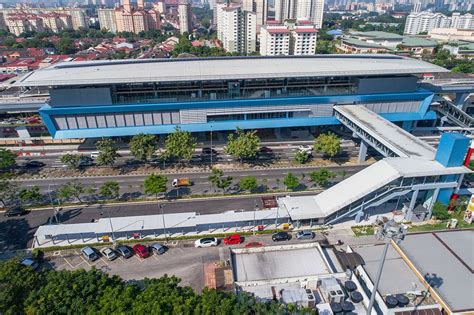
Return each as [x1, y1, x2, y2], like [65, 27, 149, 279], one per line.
[152, 255, 161, 262]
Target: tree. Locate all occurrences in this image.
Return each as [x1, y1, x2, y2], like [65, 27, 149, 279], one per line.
[208, 168, 233, 194]
[0, 149, 16, 170]
[100, 181, 120, 200]
[57, 180, 84, 202]
[129, 134, 157, 163]
[432, 202, 450, 220]
[143, 174, 167, 198]
[96, 138, 119, 166]
[283, 173, 300, 191]
[309, 168, 336, 187]
[0, 180, 18, 207]
[18, 186, 42, 205]
[239, 176, 258, 192]
[314, 132, 341, 159]
[294, 151, 310, 164]
[225, 128, 260, 163]
[60, 154, 81, 169]
[163, 127, 197, 162]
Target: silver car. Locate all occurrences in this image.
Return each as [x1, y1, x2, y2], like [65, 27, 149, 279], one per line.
[296, 230, 315, 240]
[150, 243, 167, 255]
[81, 246, 99, 261]
[101, 247, 118, 261]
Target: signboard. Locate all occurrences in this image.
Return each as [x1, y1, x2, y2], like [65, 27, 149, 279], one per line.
[464, 194, 474, 224]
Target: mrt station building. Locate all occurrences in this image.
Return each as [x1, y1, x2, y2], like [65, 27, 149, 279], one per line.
[15, 55, 448, 139]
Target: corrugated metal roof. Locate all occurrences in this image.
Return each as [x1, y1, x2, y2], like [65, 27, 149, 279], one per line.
[15, 55, 448, 87]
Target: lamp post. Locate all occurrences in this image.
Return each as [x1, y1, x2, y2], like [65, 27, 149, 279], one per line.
[160, 203, 167, 241]
[47, 182, 60, 224]
[253, 201, 258, 235]
[100, 207, 116, 243]
[367, 219, 406, 315]
[210, 124, 213, 168]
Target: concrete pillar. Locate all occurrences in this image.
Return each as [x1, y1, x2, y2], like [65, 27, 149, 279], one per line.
[358, 141, 368, 163]
[355, 211, 364, 223]
[402, 120, 412, 132]
[406, 189, 419, 221]
[427, 188, 440, 220]
[455, 93, 469, 109]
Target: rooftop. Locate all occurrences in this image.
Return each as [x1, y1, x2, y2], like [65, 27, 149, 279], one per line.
[351, 31, 404, 40]
[397, 230, 474, 313]
[16, 55, 448, 87]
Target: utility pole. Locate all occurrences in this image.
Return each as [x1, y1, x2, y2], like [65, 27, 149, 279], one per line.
[100, 207, 116, 243]
[160, 204, 167, 241]
[367, 219, 406, 315]
[253, 201, 258, 235]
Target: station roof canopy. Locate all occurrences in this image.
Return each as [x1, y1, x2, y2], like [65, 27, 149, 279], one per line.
[16, 55, 448, 87]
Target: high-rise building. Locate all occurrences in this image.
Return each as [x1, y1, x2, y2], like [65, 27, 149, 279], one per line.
[178, 0, 191, 34]
[274, 0, 324, 29]
[112, 0, 162, 33]
[98, 8, 117, 32]
[259, 21, 317, 56]
[242, 0, 268, 31]
[216, 4, 256, 53]
[5, 11, 74, 35]
[404, 11, 474, 35]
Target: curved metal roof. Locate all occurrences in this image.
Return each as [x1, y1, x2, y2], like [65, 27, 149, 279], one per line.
[16, 54, 448, 87]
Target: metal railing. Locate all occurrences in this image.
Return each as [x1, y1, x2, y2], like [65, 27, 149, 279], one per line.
[432, 99, 474, 128]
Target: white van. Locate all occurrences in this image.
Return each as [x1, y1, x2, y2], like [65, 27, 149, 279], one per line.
[90, 152, 100, 159]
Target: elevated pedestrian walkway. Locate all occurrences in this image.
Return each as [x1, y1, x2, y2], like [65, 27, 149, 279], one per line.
[431, 97, 474, 129]
[334, 105, 436, 159]
[279, 106, 472, 225]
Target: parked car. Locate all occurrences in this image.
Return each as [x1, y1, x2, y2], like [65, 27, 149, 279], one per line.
[81, 246, 99, 261]
[297, 145, 313, 154]
[150, 243, 167, 255]
[296, 230, 315, 240]
[4, 206, 27, 217]
[133, 244, 150, 258]
[223, 234, 242, 245]
[90, 152, 100, 159]
[115, 245, 133, 258]
[79, 156, 93, 166]
[202, 147, 217, 155]
[272, 232, 290, 242]
[20, 258, 39, 271]
[259, 146, 273, 154]
[101, 247, 118, 261]
[194, 237, 218, 248]
[24, 160, 45, 168]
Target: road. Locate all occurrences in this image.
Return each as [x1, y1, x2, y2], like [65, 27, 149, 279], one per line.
[16, 164, 368, 195]
[0, 191, 320, 252]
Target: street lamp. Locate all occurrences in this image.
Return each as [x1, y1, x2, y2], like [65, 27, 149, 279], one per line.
[47, 182, 60, 224]
[367, 218, 407, 315]
[253, 201, 259, 235]
[160, 203, 167, 241]
[100, 207, 116, 243]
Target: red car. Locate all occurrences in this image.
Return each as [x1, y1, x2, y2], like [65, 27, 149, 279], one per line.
[132, 244, 150, 258]
[223, 234, 242, 245]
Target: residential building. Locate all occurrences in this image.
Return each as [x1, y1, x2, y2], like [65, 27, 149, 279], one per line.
[259, 25, 291, 55]
[216, 4, 256, 53]
[274, 0, 324, 29]
[242, 0, 268, 31]
[39, 13, 73, 33]
[6, 13, 44, 35]
[114, 0, 161, 33]
[404, 11, 474, 35]
[98, 8, 118, 33]
[178, 0, 191, 34]
[259, 21, 317, 56]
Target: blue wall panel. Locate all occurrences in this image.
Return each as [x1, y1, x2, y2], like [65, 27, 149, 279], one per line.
[435, 133, 470, 167]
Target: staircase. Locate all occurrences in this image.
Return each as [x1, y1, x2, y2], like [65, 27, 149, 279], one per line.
[432, 98, 474, 129]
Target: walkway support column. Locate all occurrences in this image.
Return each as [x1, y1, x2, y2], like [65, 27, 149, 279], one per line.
[406, 189, 419, 221]
[358, 141, 368, 163]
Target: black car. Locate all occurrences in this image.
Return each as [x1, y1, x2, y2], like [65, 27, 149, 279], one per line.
[25, 160, 45, 168]
[202, 147, 217, 155]
[5, 206, 27, 217]
[115, 245, 133, 258]
[272, 232, 290, 242]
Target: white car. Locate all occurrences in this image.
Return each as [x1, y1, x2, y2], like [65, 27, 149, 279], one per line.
[297, 145, 313, 154]
[194, 237, 218, 248]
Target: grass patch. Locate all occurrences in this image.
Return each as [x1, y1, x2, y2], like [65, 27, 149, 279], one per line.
[351, 225, 375, 237]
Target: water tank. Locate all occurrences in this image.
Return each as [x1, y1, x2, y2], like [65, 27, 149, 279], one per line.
[344, 281, 357, 292]
[330, 302, 343, 314]
[396, 294, 409, 307]
[385, 295, 398, 308]
[350, 291, 363, 303]
[341, 301, 355, 313]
